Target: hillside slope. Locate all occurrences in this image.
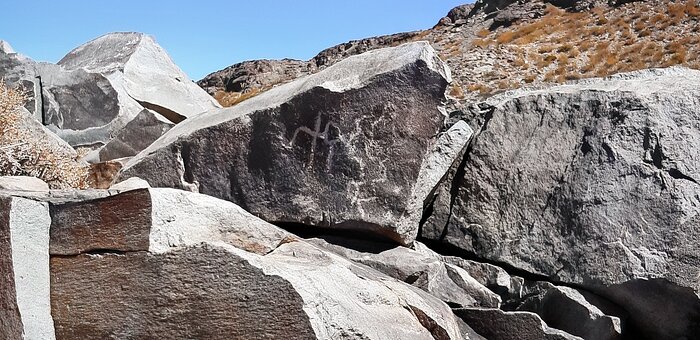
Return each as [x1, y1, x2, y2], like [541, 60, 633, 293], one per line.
[199, 0, 700, 106]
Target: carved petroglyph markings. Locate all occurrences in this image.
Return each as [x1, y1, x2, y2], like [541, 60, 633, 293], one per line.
[290, 114, 340, 170]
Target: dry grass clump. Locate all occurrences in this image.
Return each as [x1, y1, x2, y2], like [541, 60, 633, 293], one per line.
[462, 0, 700, 98]
[0, 81, 87, 189]
[448, 83, 466, 99]
[214, 87, 264, 107]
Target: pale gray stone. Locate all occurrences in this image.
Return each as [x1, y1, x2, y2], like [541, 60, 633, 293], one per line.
[108, 177, 150, 192]
[0, 176, 49, 192]
[0, 40, 14, 54]
[423, 67, 700, 340]
[0, 195, 55, 340]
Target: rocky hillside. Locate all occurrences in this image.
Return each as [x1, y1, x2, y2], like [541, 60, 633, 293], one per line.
[200, 0, 700, 107]
[2, 1, 700, 339]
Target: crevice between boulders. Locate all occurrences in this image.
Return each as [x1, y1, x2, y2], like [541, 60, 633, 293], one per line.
[50, 248, 145, 258]
[406, 305, 452, 340]
[135, 100, 186, 124]
[427, 104, 496, 243]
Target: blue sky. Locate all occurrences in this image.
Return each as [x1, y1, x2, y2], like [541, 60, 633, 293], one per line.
[0, 1, 469, 80]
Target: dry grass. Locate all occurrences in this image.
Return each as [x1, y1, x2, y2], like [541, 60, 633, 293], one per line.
[214, 87, 264, 107]
[0, 81, 87, 188]
[460, 0, 700, 98]
[448, 83, 465, 99]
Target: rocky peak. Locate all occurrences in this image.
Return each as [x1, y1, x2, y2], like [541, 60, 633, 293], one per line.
[0, 40, 15, 54]
[58, 32, 149, 73]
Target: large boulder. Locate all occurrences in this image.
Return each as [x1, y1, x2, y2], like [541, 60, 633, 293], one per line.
[119, 42, 469, 245]
[39, 188, 477, 339]
[0, 33, 219, 161]
[0, 40, 14, 54]
[422, 67, 700, 339]
[1, 188, 481, 339]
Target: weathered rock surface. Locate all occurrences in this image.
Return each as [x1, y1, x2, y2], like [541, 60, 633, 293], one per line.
[454, 308, 582, 340]
[48, 188, 294, 256]
[119, 42, 462, 245]
[197, 58, 311, 95]
[518, 286, 622, 340]
[0, 176, 49, 192]
[1, 33, 218, 161]
[308, 237, 500, 308]
[40, 188, 476, 339]
[0, 195, 55, 340]
[422, 67, 700, 339]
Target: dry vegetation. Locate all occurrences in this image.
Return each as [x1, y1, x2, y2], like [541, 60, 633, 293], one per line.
[0, 80, 88, 189]
[213, 87, 265, 107]
[207, 1, 700, 106]
[436, 0, 700, 99]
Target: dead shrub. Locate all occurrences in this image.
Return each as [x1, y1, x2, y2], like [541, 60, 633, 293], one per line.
[0, 80, 87, 188]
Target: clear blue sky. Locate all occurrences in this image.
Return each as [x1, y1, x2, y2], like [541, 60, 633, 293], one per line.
[0, 1, 470, 80]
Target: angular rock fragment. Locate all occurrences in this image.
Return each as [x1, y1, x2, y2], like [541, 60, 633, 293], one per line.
[0, 40, 14, 54]
[48, 188, 293, 256]
[108, 177, 150, 191]
[518, 286, 622, 340]
[119, 42, 465, 245]
[453, 308, 582, 340]
[98, 109, 174, 161]
[444, 256, 522, 300]
[58, 32, 220, 124]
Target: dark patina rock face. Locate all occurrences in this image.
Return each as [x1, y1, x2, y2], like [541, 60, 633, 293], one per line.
[50, 245, 317, 340]
[422, 68, 700, 340]
[119, 42, 465, 245]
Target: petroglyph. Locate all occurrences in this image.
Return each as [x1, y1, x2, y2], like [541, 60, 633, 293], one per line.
[289, 114, 341, 170]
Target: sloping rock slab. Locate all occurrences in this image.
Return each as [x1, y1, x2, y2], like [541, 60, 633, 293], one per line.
[119, 42, 461, 245]
[0, 176, 49, 192]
